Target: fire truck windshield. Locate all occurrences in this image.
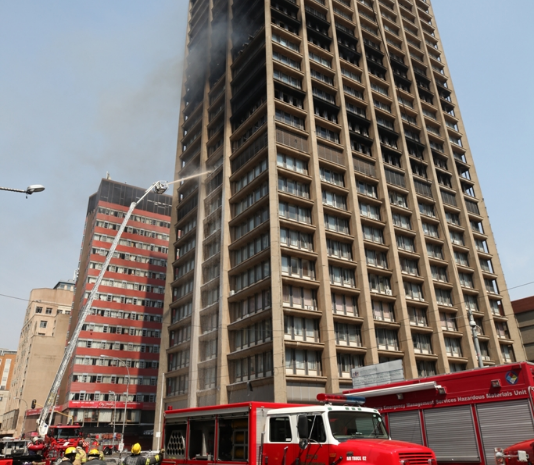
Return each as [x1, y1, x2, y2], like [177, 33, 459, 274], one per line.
[328, 411, 388, 441]
[53, 428, 81, 440]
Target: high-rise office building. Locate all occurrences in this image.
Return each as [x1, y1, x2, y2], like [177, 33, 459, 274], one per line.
[57, 179, 171, 437]
[157, 0, 525, 412]
[1, 281, 73, 436]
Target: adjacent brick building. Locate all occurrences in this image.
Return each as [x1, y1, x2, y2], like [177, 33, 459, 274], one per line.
[58, 179, 171, 436]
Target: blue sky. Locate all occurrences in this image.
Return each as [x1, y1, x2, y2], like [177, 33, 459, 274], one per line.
[0, 0, 533, 350]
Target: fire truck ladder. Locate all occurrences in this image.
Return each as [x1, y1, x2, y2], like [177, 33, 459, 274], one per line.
[36, 180, 171, 437]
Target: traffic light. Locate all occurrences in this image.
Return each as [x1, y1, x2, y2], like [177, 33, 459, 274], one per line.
[31, 399, 36, 409]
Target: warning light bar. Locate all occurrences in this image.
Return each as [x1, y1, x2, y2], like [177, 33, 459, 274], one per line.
[316, 394, 366, 405]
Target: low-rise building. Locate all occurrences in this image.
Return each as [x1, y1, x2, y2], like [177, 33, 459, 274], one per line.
[1, 281, 74, 437]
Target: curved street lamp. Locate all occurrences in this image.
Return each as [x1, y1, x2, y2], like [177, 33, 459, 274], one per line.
[0, 185, 45, 195]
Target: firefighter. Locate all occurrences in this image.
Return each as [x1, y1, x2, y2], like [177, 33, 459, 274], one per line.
[59, 447, 78, 465]
[121, 443, 160, 465]
[87, 449, 106, 465]
[76, 440, 87, 464]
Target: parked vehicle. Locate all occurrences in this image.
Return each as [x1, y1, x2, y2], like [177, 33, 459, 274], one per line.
[343, 362, 534, 465]
[161, 396, 436, 465]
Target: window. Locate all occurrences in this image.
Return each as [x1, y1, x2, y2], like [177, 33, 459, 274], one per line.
[422, 222, 439, 238]
[280, 202, 312, 224]
[334, 322, 362, 347]
[449, 231, 464, 246]
[458, 273, 474, 289]
[479, 341, 490, 361]
[464, 294, 478, 312]
[413, 333, 432, 354]
[284, 316, 319, 342]
[400, 257, 418, 276]
[409, 307, 427, 327]
[501, 344, 515, 363]
[357, 181, 378, 198]
[389, 190, 407, 208]
[495, 322, 509, 340]
[446, 211, 460, 225]
[383, 150, 401, 167]
[454, 251, 469, 267]
[277, 153, 308, 174]
[372, 300, 395, 321]
[485, 279, 498, 294]
[329, 265, 356, 288]
[440, 312, 457, 331]
[430, 265, 447, 282]
[417, 360, 436, 377]
[279, 176, 310, 199]
[338, 353, 364, 378]
[449, 363, 466, 373]
[418, 202, 435, 217]
[366, 249, 388, 269]
[283, 286, 317, 311]
[359, 203, 381, 220]
[270, 417, 292, 443]
[324, 214, 350, 234]
[435, 288, 453, 307]
[281, 228, 313, 252]
[320, 167, 345, 187]
[331, 293, 358, 317]
[363, 225, 384, 244]
[35, 307, 43, 314]
[376, 328, 399, 351]
[285, 349, 322, 375]
[396, 235, 415, 252]
[45, 307, 53, 315]
[490, 299, 503, 316]
[322, 190, 347, 210]
[369, 274, 392, 295]
[40, 321, 47, 328]
[445, 337, 462, 357]
[404, 281, 424, 301]
[281, 256, 315, 280]
[327, 239, 353, 260]
[392, 213, 411, 230]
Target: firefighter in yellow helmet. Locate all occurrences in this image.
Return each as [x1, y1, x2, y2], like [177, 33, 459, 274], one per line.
[87, 449, 106, 465]
[60, 447, 78, 465]
[121, 443, 160, 465]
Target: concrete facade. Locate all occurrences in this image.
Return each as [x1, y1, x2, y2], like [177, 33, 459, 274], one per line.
[512, 296, 534, 362]
[1, 283, 73, 437]
[155, 0, 526, 430]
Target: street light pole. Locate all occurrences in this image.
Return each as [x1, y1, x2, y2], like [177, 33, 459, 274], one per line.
[468, 309, 485, 368]
[109, 391, 116, 452]
[15, 398, 28, 438]
[101, 356, 130, 458]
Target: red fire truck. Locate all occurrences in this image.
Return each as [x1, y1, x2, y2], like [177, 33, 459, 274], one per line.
[342, 362, 534, 465]
[161, 397, 436, 465]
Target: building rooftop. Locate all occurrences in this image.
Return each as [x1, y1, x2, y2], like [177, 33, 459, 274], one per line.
[512, 296, 534, 314]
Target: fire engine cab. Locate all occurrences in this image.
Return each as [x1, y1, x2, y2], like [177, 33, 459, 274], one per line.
[162, 396, 436, 465]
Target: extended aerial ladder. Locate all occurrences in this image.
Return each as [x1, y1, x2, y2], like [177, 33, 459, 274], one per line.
[36, 180, 173, 437]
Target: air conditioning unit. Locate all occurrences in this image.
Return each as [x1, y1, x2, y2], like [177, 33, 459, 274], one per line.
[230, 290, 235, 296]
[385, 290, 393, 296]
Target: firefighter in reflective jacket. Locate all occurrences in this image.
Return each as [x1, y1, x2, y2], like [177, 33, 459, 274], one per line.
[122, 444, 160, 465]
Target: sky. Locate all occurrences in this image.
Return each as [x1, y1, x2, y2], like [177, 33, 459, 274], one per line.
[0, 0, 533, 350]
